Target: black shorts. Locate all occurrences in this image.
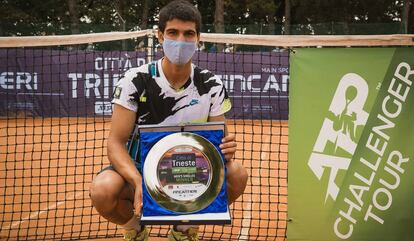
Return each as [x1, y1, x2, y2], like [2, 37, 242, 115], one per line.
[98, 160, 142, 175]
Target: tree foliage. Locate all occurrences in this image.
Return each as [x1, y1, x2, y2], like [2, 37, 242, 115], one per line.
[0, 0, 412, 36]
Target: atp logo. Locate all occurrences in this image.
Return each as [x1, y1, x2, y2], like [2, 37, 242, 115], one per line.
[308, 73, 370, 202]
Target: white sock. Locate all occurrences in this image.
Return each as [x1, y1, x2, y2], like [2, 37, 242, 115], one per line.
[176, 225, 198, 232]
[122, 216, 141, 231]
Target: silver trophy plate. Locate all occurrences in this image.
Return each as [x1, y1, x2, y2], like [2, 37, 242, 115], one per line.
[143, 132, 225, 213]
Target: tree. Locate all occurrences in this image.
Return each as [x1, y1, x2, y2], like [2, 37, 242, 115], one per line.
[284, 0, 291, 34]
[1, 0, 413, 37]
[214, 0, 225, 33]
[214, 0, 225, 51]
[245, 0, 277, 34]
[7, 0, 85, 35]
[67, 0, 80, 34]
[140, 0, 150, 30]
[115, 0, 127, 49]
[402, 0, 412, 33]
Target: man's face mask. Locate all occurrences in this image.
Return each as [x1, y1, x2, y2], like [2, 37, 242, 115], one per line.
[162, 38, 197, 65]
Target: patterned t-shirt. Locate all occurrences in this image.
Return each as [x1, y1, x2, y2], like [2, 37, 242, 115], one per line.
[112, 58, 232, 126]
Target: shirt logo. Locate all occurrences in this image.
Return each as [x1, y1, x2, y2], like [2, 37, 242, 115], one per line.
[139, 96, 147, 102]
[189, 99, 199, 106]
[113, 86, 122, 99]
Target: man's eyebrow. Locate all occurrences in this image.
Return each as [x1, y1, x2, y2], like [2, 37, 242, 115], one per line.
[165, 28, 195, 32]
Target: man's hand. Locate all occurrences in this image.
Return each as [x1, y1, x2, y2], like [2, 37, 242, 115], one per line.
[208, 114, 236, 161]
[220, 134, 237, 161]
[133, 185, 143, 217]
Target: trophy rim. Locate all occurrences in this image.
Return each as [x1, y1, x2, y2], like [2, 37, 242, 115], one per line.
[143, 132, 225, 214]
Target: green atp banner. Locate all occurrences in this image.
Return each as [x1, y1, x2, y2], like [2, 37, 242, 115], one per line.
[288, 48, 414, 241]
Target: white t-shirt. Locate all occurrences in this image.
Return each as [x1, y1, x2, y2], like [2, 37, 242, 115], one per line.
[112, 59, 231, 125]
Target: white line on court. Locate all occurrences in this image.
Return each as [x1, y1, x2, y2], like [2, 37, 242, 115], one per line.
[238, 135, 270, 240]
[1, 190, 85, 232]
[238, 194, 252, 241]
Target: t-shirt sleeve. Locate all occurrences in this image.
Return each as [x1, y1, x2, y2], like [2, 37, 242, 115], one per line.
[111, 69, 139, 112]
[209, 76, 232, 117]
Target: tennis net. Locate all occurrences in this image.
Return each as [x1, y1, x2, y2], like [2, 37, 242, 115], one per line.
[0, 30, 288, 241]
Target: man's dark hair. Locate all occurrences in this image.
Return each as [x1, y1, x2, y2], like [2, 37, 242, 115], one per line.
[159, 0, 202, 34]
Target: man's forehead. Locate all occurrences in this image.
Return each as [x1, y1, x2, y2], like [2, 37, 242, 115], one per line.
[164, 19, 196, 31]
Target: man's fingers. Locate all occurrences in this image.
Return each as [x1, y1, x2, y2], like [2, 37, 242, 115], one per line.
[134, 202, 142, 216]
[220, 141, 237, 150]
[219, 134, 237, 161]
[134, 189, 143, 217]
[221, 146, 237, 154]
[134, 203, 142, 216]
[221, 134, 236, 143]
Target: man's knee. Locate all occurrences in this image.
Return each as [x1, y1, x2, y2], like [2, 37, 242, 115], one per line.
[227, 161, 248, 184]
[89, 171, 123, 212]
[226, 161, 248, 202]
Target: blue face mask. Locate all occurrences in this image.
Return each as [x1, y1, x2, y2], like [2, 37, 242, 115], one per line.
[162, 38, 197, 65]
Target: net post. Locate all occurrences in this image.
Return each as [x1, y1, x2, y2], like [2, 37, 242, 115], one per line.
[147, 29, 155, 63]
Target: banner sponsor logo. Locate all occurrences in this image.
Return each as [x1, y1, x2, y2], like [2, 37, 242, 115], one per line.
[0, 50, 289, 119]
[0, 72, 38, 90]
[94, 101, 112, 115]
[306, 61, 413, 240]
[94, 56, 146, 71]
[308, 73, 369, 202]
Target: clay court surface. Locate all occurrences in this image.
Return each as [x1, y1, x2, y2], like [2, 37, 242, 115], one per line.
[0, 118, 287, 241]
